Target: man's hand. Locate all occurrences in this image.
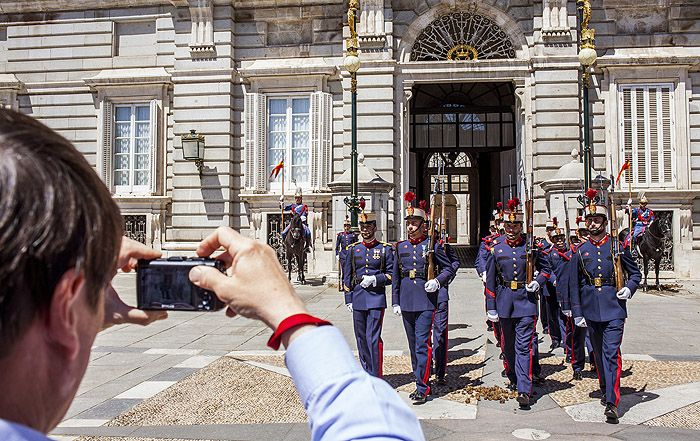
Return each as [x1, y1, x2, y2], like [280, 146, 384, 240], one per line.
[574, 316, 587, 328]
[360, 275, 377, 288]
[481, 272, 487, 284]
[486, 310, 499, 322]
[562, 309, 573, 318]
[627, 198, 633, 206]
[424, 279, 440, 293]
[346, 303, 353, 313]
[103, 237, 168, 330]
[189, 227, 308, 336]
[526, 281, 540, 292]
[392, 305, 402, 316]
[616, 287, 632, 300]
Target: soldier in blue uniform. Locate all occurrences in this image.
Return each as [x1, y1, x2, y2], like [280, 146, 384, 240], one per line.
[392, 192, 456, 404]
[542, 219, 585, 380]
[539, 218, 564, 351]
[342, 209, 393, 377]
[567, 189, 642, 423]
[336, 216, 358, 292]
[281, 187, 312, 250]
[431, 219, 461, 385]
[484, 198, 550, 407]
[624, 194, 655, 247]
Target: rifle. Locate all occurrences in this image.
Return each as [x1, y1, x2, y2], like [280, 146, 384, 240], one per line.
[439, 159, 447, 245]
[427, 170, 440, 280]
[524, 173, 535, 286]
[562, 188, 571, 240]
[609, 160, 625, 290]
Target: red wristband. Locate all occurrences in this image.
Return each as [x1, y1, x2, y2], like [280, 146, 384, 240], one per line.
[267, 313, 332, 350]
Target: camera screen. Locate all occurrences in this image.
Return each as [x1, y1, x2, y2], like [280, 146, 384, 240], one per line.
[139, 264, 199, 310]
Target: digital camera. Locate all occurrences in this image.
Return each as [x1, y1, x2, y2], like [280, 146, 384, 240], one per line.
[136, 257, 226, 311]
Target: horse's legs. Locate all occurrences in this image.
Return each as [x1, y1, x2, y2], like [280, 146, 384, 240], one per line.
[643, 257, 649, 292]
[654, 258, 661, 291]
[287, 252, 292, 281]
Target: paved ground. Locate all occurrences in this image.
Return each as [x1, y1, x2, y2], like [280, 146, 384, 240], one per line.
[50, 269, 700, 440]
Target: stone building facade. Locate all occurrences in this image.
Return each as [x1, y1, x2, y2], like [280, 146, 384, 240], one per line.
[0, 0, 698, 277]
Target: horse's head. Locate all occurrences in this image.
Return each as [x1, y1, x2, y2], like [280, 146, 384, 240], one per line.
[289, 213, 303, 240]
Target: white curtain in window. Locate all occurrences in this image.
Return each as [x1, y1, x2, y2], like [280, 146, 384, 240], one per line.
[620, 85, 675, 187]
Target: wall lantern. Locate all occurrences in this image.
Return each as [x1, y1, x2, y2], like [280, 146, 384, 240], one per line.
[181, 129, 205, 174]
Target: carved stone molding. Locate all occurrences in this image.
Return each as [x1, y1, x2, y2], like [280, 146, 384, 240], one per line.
[188, 0, 216, 59]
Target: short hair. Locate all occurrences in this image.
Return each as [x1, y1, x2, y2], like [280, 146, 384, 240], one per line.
[0, 109, 123, 357]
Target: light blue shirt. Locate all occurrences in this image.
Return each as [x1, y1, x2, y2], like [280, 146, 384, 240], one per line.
[1, 326, 424, 441]
[0, 420, 50, 441]
[286, 326, 424, 441]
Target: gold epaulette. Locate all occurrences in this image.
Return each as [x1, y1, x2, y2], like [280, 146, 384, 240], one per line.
[345, 241, 361, 251]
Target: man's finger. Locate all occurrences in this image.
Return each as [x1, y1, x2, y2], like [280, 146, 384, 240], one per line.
[118, 236, 161, 268]
[190, 265, 230, 300]
[127, 309, 168, 326]
[196, 226, 242, 258]
[225, 307, 237, 318]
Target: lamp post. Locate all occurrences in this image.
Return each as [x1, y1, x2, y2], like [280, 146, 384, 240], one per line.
[343, 0, 361, 230]
[578, 0, 597, 189]
[181, 129, 205, 174]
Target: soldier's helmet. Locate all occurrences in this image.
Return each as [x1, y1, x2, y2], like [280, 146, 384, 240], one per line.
[403, 191, 427, 220]
[548, 217, 565, 239]
[503, 198, 524, 223]
[640, 194, 648, 205]
[294, 187, 303, 198]
[358, 198, 377, 225]
[581, 188, 607, 218]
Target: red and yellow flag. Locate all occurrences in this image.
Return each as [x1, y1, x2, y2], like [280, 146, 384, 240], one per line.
[616, 160, 630, 185]
[269, 160, 284, 180]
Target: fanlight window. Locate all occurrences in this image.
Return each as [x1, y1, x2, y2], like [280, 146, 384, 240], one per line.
[411, 12, 516, 61]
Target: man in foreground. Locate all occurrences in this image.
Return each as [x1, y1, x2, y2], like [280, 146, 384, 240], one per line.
[0, 108, 423, 441]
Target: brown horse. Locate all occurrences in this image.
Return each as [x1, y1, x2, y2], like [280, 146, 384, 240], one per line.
[619, 214, 671, 291]
[284, 212, 307, 284]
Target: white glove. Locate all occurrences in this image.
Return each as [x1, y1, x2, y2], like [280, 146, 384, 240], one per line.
[534, 270, 540, 277]
[481, 272, 487, 284]
[486, 310, 499, 322]
[360, 275, 377, 288]
[574, 316, 587, 328]
[526, 281, 540, 292]
[425, 279, 440, 292]
[616, 287, 632, 300]
[336, 254, 340, 261]
[627, 198, 633, 206]
[279, 195, 285, 202]
[553, 280, 557, 287]
[301, 215, 307, 222]
[562, 309, 573, 318]
[346, 303, 353, 313]
[392, 305, 402, 316]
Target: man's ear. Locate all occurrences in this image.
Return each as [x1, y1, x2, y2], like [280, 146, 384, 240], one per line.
[46, 269, 86, 361]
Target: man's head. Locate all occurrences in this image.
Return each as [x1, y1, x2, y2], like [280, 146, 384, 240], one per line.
[359, 220, 377, 241]
[406, 217, 425, 239]
[343, 217, 351, 233]
[552, 232, 567, 251]
[294, 187, 303, 204]
[0, 109, 122, 430]
[585, 214, 608, 237]
[640, 195, 648, 207]
[504, 221, 523, 240]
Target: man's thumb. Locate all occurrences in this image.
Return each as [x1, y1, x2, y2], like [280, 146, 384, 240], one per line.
[189, 265, 228, 295]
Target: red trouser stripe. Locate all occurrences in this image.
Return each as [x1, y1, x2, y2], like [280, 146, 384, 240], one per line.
[443, 305, 449, 366]
[568, 317, 576, 367]
[422, 311, 436, 391]
[378, 309, 385, 378]
[499, 324, 509, 373]
[528, 315, 536, 394]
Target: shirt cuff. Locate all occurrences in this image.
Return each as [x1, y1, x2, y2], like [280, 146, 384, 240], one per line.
[284, 325, 360, 406]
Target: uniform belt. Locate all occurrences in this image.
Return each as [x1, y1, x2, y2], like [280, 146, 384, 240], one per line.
[401, 269, 426, 279]
[585, 277, 615, 287]
[500, 280, 526, 289]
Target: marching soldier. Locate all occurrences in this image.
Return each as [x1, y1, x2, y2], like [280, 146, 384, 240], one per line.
[484, 198, 550, 408]
[342, 208, 393, 377]
[567, 189, 641, 423]
[392, 192, 456, 404]
[476, 206, 503, 337]
[542, 219, 585, 380]
[281, 187, 312, 251]
[539, 218, 564, 351]
[336, 216, 358, 292]
[431, 219, 460, 385]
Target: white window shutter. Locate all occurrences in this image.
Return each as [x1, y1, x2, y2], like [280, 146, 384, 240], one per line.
[149, 99, 158, 194]
[310, 91, 333, 190]
[244, 93, 267, 191]
[100, 100, 113, 191]
[255, 95, 267, 192]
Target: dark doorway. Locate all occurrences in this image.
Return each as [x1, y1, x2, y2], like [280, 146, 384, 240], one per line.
[410, 82, 517, 248]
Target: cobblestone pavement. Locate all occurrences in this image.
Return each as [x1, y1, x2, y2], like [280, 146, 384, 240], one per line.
[51, 270, 700, 441]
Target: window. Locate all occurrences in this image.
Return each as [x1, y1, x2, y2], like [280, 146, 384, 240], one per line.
[619, 85, 675, 187]
[267, 97, 311, 189]
[113, 104, 152, 194]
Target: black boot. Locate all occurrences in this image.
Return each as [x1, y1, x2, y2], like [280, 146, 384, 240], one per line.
[517, 392, 530, 407]
[604, 403, 619, 423]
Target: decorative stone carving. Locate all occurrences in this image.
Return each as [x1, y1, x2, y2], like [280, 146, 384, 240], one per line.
[542, 0, 569, 33]
[0, 74, 23, 110]
[357, 0, 386, 49]
[188, 0, 215, 58]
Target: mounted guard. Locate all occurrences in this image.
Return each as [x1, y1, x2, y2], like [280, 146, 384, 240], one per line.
[281, 187, 312, 252]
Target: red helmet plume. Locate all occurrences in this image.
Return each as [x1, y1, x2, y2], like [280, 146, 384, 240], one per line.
[404, 191, 416, 204]
[552, 216, 558, 226]
[358, 198, 366, 210]
[575, 216, 583, 223]
[507, 198, 520, 211]
[496, 202, 503, 210]
[418, 200, 428, 210]
[585, 188, 598, 200]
